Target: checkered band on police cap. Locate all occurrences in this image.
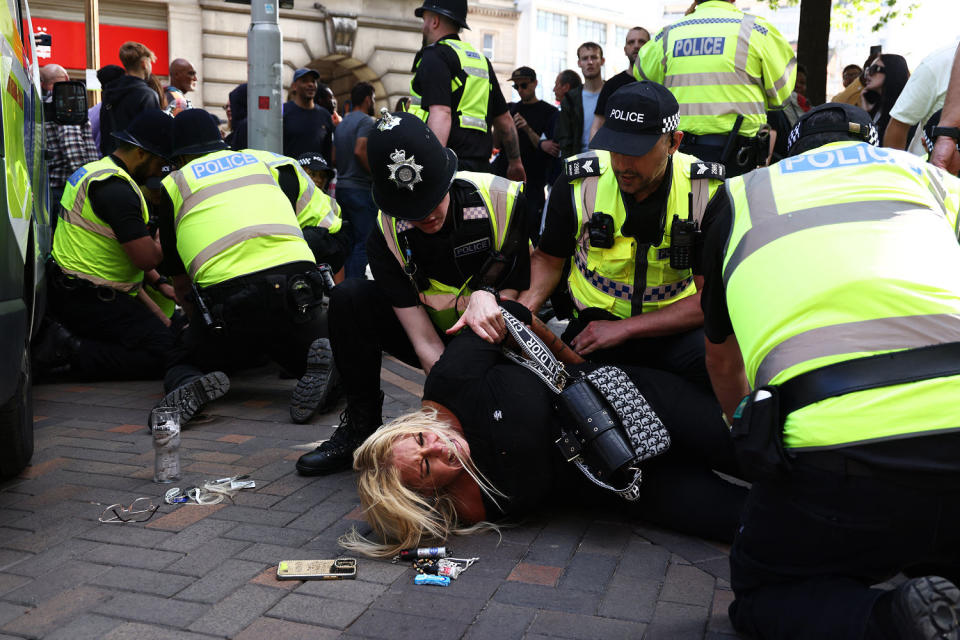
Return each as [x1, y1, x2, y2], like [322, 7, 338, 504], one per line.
[787, 103, 879, 153]
[662, 112, 680, 134]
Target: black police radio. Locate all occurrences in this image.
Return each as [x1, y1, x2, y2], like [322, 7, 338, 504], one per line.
[588, 212, 615, 249]
[670, 193, 701, 271]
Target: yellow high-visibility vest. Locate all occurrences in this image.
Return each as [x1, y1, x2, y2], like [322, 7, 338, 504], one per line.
[409, 38, 491, 133]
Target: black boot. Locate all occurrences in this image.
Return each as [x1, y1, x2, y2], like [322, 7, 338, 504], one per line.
[888, 576, 960, 640]
[296, 391, 384, 476]
[32, 319, 81, 377]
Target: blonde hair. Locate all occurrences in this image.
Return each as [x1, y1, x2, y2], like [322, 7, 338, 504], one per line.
[339, 407, 504, 558]
[119, 41, 156, 71]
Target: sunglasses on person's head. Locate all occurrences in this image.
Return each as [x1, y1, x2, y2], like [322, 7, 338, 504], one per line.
[867, 63, 885, 75]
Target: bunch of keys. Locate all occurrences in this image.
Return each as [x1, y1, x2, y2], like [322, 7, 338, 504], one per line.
[412, 556, 479, 582]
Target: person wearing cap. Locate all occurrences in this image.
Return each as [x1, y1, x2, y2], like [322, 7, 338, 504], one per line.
[295, 110, 531, 476]
[152, 109, 330, 425]
[698, 102, 960, 639]
[590, 27, 650, 140]
[282, 68, 334, 162]
[408, 0, 525, 182]
[519, 82, 724, 389]
[35, 109, 175, 381]
[506, 66, 559, 240]
[635, 0, 796, 178]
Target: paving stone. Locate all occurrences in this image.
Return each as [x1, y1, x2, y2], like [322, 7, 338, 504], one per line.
[234, 616, 340, 640]
[372, 588, 486, 621]
[3, 561, 112, 606]
[296, 576, 387, 602]
[617, 538, 672, 579]
[155, 518, 239, 553]
[223, 523, 315, 547]
[577, 521, 635, 556]
[89, 566, 195, 597]
[507, 562, 563, 587]
[101, 622, 219, 640]
[3, 517, 99, 553]
[81, 544, 183, 571]
[493, 582, 601, 615]
[462, 601, 536, 639]
[645, 601, 710, 640]
[351, 559, 410, 585]
[43, 613, 123, 640]
[175, 559, 267, 604]
[285, 502, 358, 533]
[188, 583, 285, 636]
[0, 574, 31, 597]
[636, 525, 729, 564]
[598, 573, 661, 623]
[94, 593, 210, 628]
[660, 562, 716, 608]
[0, 602, 27, 627]
[2, 585, 113, 636]
[0, 539, 100, 577]
[524, 518, 589, 567]
[249, 567, 298, 591]
[145, 504, 227, 531]
[696, 555, 733, 582]
[78, 523, 173, 549]
[207, 505, 298, 527]
[234, 542, 315, 566]
[528, 610, 647, 640]
[164, 538, 251, 578]
[557, 552, 618, 593]
[265, 593, 367, 629]
[708, 588, 737, 634]
[346, 608, 469, 640]
[266, 483, 339, 513]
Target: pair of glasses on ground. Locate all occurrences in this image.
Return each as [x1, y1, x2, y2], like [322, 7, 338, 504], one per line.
[98, 497, 160, 523]
[866, 63, 885, 76]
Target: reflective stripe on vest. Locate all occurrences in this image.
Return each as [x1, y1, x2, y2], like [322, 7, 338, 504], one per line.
[377, 172, 521, 330]
[409, 38, 491, 132]
[163, 150, 315, 286]
[52, 158, 149, 293]
[567, 150, 719, 318]
[722, 141, 960, 450]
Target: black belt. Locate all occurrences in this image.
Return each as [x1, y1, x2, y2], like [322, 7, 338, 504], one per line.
[778, 341, 960, 420]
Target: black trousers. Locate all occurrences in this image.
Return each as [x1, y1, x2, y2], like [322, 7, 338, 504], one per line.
[328, 279, 437, 398]
[562, 308, 710, 391]
[164, 265, 323, 392]
[729, 460, 960, 639]
[47, 275, 173, 381]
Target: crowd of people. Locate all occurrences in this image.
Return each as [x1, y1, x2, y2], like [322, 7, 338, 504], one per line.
[31, 0, 960, 637]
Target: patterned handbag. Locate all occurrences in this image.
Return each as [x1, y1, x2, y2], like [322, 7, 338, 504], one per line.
[501, 309, 671, 501]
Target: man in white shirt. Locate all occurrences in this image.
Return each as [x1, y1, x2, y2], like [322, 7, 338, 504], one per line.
[884, 39, 960, 155]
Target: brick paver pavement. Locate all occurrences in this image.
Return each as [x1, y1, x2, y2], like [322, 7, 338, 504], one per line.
[0, 357, 745, 639]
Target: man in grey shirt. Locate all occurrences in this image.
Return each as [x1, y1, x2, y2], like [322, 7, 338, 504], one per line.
[335, 82, 377, 278]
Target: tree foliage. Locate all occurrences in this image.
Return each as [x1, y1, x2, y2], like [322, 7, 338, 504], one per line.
[755, 0, 918, 32]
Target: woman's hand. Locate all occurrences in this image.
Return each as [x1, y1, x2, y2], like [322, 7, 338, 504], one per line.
[446, 290, 506, 343]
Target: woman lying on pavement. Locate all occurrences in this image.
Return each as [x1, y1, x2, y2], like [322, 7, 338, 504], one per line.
[341, 301, 747, 558]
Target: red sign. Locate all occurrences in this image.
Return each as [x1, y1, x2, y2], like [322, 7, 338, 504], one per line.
[27, 18, 169, 76]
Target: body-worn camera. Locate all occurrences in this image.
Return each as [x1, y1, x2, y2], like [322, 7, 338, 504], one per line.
[588, 212, 615, 249]
[669, 214, 700, 270]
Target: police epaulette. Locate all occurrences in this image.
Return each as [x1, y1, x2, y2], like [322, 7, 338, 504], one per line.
[691, 161, 725, 181]
[565, 155, 601, 180]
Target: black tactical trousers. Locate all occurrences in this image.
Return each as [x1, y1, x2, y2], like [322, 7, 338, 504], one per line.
[164, 263, 324, 392]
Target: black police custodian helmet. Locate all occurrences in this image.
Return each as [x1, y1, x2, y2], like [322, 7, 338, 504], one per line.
[170, 108, 229, 157]
[111, 109, 173, 160]
[367, 109, 457, 221]
[415, 0, 470, 30]
[787, 102, 878, 157]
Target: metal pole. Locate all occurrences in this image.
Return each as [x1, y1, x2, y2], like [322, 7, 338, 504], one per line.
[84, 0, 100, 106]
[247, 0, 282, 152]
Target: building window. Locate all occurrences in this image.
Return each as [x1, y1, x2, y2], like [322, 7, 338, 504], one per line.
[536, 10, 569, 101]
[578, 18, 606, 48]
[483, 33, 495, 60]
[615, 25, 629, 47]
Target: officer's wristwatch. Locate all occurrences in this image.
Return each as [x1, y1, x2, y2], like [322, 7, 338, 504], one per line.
[931, 126, 960, 149]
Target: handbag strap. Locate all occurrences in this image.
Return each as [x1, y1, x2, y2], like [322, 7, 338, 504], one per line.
[501, 308, 568, 394]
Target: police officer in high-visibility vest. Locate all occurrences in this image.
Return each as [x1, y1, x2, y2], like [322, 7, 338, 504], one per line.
[635, 0, 795, 178]
[295, 110, 530, 476]
[36, 109, 175, 381]
[519, 82, 724, 389]
[409, 0, 526, 183]
[153, 109, 330, 425]
[699, 103, 960, 639]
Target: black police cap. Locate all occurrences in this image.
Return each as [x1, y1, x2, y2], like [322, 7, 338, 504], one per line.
[367, 109, 457, 221]
[170, 108, 229, 157]
[787, 102, 878, 156]
[111, 109, 174, 160]
[415, 0, 470, 30]
[590, 81, 680, 158]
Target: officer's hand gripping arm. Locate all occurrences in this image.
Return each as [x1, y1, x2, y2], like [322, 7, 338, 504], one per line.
[394, 305, 446, 375]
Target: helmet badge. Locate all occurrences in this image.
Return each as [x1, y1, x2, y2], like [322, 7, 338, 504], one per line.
[387, 149, 424, 191]
[377, 108, 401, 132]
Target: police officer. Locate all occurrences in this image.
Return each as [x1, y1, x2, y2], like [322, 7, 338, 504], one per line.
[518, 82, 723, 389]
[295, 110, 530, 475]
[699, 103, 960, 639]
[154, 109, 329, 424]
[408, 0, 526, 182]
[37, 109, 174, 381]
[634, 0, 796, 177]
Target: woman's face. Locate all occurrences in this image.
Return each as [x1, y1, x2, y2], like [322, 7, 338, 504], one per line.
[392, 429, 470, 492]
[865, 59, 885, 91]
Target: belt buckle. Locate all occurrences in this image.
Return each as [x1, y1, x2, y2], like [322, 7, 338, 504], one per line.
[96, 286, 118, 302]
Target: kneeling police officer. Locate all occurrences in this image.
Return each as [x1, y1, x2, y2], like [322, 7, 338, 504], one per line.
[153, 109, 330, 423]
[296, 110, 531, 475]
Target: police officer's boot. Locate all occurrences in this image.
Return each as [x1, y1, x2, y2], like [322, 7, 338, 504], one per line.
[290, 338, 337, 424]
[152, 371, 230, 430]
[295, 391, 384, 476]
[887, 576, 960, 640]
[32, 319, 81, 378]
